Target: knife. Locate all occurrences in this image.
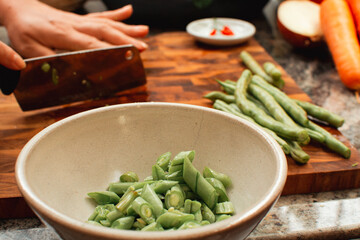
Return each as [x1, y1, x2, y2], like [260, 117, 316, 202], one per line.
[0, 45, 146, 111]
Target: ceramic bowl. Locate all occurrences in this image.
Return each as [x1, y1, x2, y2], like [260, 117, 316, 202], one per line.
[16, 102, 287, 240]
[186, 18, 256, 46]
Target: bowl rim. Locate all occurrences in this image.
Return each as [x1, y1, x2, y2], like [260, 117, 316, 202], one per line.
[15, 102, 287, 239]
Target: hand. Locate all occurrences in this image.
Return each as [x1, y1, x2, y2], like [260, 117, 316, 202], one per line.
[0, 1, 149, 59]
[0, 41, 26, 70]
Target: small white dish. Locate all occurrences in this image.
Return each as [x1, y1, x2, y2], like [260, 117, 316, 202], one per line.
[186, 18, 256, 46]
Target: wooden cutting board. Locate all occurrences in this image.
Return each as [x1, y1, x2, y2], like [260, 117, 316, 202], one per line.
[0, 32, 359, 218]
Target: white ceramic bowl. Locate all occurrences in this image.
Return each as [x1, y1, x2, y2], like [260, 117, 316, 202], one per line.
[16, 102, 287, 240]
[186, 18, 256, 46]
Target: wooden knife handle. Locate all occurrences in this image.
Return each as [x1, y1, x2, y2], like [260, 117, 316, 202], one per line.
[0, 65, 20, 95]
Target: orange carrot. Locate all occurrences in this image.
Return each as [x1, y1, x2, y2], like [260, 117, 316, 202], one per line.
[320, 0, 360, 90]
[347, 0, 360, 35]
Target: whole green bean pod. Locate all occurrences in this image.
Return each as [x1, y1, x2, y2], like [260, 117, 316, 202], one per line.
[251, 75, 309, 127]
[235, 70, 308, 142]
[286, 140, 310, 164]
[294, 99, 345, 128]
[240, 51, 284, 89]
[307, 121, 351, 158]
[213, 100, 290, 154]
[216, 79, 236, 95]
[248, 83, 314, 145]
[183, 157, 219, 209]
[204, 91, 235, 103]
[263, 62, 282, 80]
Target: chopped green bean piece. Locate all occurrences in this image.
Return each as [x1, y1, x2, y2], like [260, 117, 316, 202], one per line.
[183, 157, 218, 209]
[141, 222, 164, 231]
[215, 202, 234, 215]
[203, 167, 232, 189]
[156, 152, 172, 171]
[141, 184, 164, 218]
[171, 150, 195, 166]
[87, 191, 120, 205]
[106, 209, 123, 222]
[86, 220, 102, 226]
[201, 203, 216, 223]
[152, 165, 166, 180]
[165, 185, 185, 210]
[133, 218, 147, 230]
[150, 180, 179, 194]
[132, 197, 155, 224]
[116, 187, 138, 213]
[108, 182, 134, 195]
[178, 220, 202, 230]
[206, 178, 229, 202]
[111, 216, 135, 230]
[216, 214, 232, 222]
[120, 171, 139, 182]
[156, 211, 195, 229]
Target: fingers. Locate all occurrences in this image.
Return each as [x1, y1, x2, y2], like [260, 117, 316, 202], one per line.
[0, 41, 26, 70]
[13, 37, 56, 59]
[86, 4, 133, 22]
[77, 24, 148, 51]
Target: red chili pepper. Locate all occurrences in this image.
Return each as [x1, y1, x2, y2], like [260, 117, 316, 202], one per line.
[210, 29, 217, 36]
[221, 26, 234, 36]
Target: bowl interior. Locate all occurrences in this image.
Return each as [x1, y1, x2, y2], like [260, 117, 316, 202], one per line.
[17, 103, 286, 236]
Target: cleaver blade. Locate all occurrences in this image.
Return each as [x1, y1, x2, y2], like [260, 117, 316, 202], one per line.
[0, 45, 146, 111]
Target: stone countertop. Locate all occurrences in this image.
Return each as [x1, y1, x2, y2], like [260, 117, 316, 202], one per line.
[1, 15, 360, 240]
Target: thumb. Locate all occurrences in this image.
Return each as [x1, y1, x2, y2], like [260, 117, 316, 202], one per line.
[0, 41, 26, 70]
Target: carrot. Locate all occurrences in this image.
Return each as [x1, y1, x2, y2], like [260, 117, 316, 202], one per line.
[347, 0, 360, 35]
[320, 0, 360, 90]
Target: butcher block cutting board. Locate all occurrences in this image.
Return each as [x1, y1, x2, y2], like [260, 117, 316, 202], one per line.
[0, 32, 359, 218]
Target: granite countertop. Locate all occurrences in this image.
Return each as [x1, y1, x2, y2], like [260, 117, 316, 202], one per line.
[1, 8, 360, 240]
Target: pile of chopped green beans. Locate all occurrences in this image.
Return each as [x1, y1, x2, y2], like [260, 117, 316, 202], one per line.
[204, 51, 350, 164]
[86, 151, 234, 231]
